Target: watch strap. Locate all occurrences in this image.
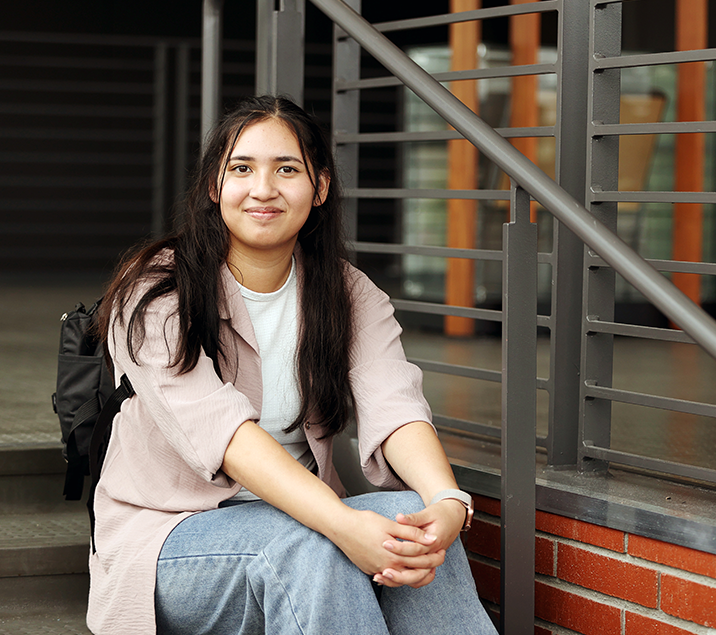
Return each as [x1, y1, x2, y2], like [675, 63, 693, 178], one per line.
[429, 489, 474, 531]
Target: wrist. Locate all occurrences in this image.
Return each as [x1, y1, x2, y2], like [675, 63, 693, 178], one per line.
[429, 489, 474, 531]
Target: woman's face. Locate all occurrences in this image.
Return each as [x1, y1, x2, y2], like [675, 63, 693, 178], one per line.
[216, 117, 328, 261]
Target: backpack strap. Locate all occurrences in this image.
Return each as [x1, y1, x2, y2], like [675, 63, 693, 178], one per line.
[62, 395, 102, 501]
[87, 373, 135, 554]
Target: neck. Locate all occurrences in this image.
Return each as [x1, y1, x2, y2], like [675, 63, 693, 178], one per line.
[226, 244, 295, 293]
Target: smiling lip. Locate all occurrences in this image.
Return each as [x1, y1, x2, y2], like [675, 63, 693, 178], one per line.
[244, 207, 283, 220]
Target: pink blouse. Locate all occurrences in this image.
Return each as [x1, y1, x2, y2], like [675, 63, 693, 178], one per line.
[87, 255, 432, 634]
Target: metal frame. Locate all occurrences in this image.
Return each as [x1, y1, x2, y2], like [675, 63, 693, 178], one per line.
[196, 0, 716, 630]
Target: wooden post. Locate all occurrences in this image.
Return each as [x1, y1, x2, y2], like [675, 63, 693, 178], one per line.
[673, 0, 707, 305]
[445, 0, 481, 336]
[510, 0, 541, 222]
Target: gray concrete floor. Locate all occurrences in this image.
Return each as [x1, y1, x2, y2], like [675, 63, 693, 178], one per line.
[1, 281, 715, 471]
[0, 575, 91, 635]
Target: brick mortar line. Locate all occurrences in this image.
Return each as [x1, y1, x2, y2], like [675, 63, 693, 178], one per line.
[469, 515, 716, 585]
[534, 617, 582, 635]
[535, 574, 714, 634]
[536, 530, 716, 586]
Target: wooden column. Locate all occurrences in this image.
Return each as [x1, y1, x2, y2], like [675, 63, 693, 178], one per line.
[673, 0, 707, 305]
[510, 0, 541, 222]
[445, 0, 481, 336]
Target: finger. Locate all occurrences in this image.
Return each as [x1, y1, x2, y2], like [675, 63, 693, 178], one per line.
[376, 566, 437, 588]
[382, 539, 431, 557]
[383, 549, 446, 572]
[395, 510, 429, 527]
[388, 522, 437, 546]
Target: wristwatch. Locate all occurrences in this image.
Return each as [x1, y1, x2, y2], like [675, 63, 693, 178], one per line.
[430, 489, 474, 532]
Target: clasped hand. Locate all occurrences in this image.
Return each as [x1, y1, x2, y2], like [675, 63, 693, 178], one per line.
[335, 499, 466, 589]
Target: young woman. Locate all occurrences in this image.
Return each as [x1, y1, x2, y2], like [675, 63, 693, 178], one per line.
[91, 95, 497, 635]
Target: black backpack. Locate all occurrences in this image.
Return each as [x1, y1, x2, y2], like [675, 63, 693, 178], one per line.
[52, 298, 134, 543]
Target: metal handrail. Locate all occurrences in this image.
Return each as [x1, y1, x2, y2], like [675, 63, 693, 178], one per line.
[311, 0, 716, 360]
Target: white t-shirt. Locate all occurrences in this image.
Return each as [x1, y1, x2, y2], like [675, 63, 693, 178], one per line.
[231, 259, 316, 501]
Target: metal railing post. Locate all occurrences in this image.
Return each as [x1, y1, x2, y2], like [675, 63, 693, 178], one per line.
[547, 0, 590, 467]
[332, 0, 361, 245]
[580, 0, 622, 473]
[152, 42, 168, 238]
[201, 0, 224, 147]
[256, 0, 306, 106]
[502, 182, 538, 634]
[173, 42, 190, 226]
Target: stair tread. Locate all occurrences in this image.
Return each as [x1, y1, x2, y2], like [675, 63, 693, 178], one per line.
[0, 513, 89, 550]
[0, 574, 91, 634]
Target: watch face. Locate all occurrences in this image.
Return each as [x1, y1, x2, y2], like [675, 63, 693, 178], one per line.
[463, 505, 474, 531]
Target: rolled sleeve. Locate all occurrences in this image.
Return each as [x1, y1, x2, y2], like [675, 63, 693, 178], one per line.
[348, 271, 433, 488]
[110, 294, 259, 483]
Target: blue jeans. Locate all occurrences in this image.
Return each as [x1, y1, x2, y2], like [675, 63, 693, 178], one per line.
[155, 491, 497, 635]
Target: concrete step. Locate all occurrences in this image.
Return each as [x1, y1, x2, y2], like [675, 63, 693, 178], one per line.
[0, 512, 89, 577]
[0, 573, 91, 634]
[0, 444, 91, 630]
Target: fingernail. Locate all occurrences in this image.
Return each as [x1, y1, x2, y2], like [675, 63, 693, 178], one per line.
[383, 571, 394, 580]
[425, 533, 437, 541]
[382, 541, 394, 550]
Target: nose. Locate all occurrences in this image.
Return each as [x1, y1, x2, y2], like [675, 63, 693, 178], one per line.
[249, 169, 278, 201]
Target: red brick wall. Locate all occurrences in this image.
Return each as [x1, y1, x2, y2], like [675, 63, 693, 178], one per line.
[465, 494, 716, 634]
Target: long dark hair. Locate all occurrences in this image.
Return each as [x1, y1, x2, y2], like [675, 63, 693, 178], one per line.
[99, 95, 354, 437]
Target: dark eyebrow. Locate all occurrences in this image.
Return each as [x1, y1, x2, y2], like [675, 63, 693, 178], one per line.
[228, 154, 304, 164]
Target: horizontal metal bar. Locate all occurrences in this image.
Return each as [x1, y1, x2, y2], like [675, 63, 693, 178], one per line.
[344, 187, 511, 200]
[0, 31, 192, 48]
[369, 1, 559, 33]
[439, 421, 555, 451]
[410, 358, 502, 382]
[586, 253, 716, 276]
[0, 246, 148, 260]
[351, 241, 553, 265]
[336, 63, 556, 91]
[0, 152, 151, 165]
[590, 190, 716, 204]
[584, 384, 716, 418]
[434, 416, 501, 440]
[311, 0, 716, 360]
[0, 104, 154, 118]
[0, 200, 151, 212]
[594, 48, 716, 70]
[585, 318, 695, 344]
[594, 121, 716, 136]
[0, 128, 152, 142]
[335, 126, 555, 144]
[392, 298, 502, 321]
[350, 241, 504, 261]
[582, 442, 716, 485]
[394, 298, 551, 329]
[0, 55, 154, 71]
[0, 176, 152, 188]
[0, 79, 154, 95]
[0, 222, 149, 236]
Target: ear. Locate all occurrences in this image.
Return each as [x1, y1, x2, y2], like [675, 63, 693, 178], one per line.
[209, 180, 219, 204]
[314, 171, 330, 206]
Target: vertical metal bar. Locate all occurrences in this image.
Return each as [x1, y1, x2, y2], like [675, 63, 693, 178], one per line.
[580, 0, 622, 473]
[256, 0, 306, 106]
[547, 0, 589, 466]
[332, 0, 361, 244]
[152, 42, 167, 238]
[501, 182, 537, 635]
[256, 0, 273, 96]
[202, 0, 224, 147]
[173, 42, 190, 226]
